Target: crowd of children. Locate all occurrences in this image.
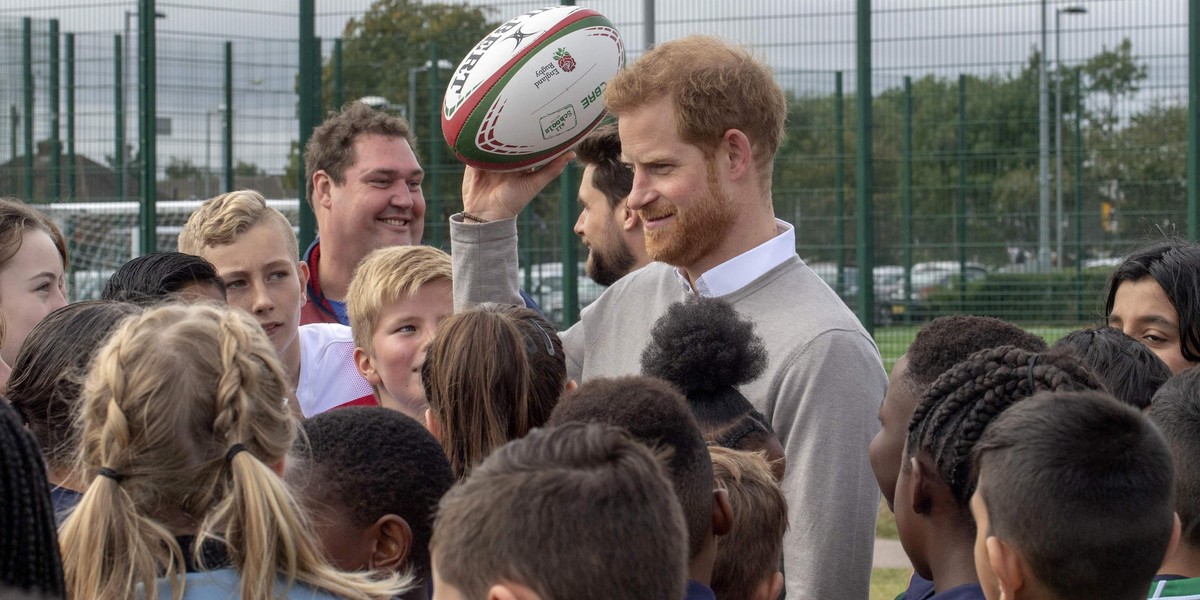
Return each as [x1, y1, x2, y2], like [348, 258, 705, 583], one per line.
[1, 36, 1200, 600]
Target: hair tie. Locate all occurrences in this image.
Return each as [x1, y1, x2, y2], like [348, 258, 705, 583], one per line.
[225, 443, 248, 463]
[96, 467, 125, 483]
[1027, 353, 1039, 392]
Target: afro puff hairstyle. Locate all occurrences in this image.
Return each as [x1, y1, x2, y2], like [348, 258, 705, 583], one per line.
[641, 297, 768, 430]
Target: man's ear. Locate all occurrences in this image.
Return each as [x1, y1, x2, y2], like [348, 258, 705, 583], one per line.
[909, 456, 934, 517]
[618, 200, 640, 232]
[720, 128, 753, 182]
[312, 170, 335, 211]
[986, 536, 1026, 600]
[712, 488, 733, 537]
[367, 514, 413, 572]
[353, 347, 382, 386]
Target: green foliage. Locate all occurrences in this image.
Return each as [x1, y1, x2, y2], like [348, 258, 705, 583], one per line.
[234, 160, 265, 177]
[164, 156, 201, 180]
[778, 39, 1173, 269]
[921, 269, 1112, 323]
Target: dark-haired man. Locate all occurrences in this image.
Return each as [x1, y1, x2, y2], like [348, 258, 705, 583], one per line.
[573, 123, 649, 286]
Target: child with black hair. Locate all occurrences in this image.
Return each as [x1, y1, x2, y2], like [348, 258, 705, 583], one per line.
[895, 346, 1103, 600]
[1053, 326, 1171, 410]
[6, 300, 142, 518]
[869, 315, 1047, 511]
[548, 376, 732, 600]
[1107, 240, 1200, 373]
[642, 297, 784, 479]
[1146, 368, 1200, 595]
[971, 391, 1175, 600]
[0, 400, 65, 598]
[101, 251, 226, 305]
[289, 407, 455, 600]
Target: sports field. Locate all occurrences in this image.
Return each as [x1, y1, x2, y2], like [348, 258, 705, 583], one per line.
[873, 324, 1080, 373]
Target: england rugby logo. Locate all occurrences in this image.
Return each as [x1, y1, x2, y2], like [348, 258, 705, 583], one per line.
[554, 47, 576, 72]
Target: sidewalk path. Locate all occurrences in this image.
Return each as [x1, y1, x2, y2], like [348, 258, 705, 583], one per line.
[873, 538, 911, 570]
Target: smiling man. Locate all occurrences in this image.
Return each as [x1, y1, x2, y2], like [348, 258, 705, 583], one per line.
[301, 101, 427, 325]
[450, 35, 887, 600]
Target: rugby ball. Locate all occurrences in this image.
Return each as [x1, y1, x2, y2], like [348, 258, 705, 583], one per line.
[442, 6, 625, 171]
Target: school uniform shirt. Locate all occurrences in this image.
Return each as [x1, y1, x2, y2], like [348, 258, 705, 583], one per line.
[685, 580, 716, 600]
[1148, 575, 1200, 599]
[898, 574, 985, 600]
[296, 323, 378, 417]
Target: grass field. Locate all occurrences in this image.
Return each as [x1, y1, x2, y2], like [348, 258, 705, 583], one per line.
[873, 324, 1078, 372]
[871, 568, 909, 600]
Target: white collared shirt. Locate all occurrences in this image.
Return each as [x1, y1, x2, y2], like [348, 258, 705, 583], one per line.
[674, 219, 797, 297]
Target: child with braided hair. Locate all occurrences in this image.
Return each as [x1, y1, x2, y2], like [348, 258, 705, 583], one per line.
[641, 297, 785, 480]
[893, 345, 1104, 600]
[58, 303, 409, 600]
[0, 400, 65, 598]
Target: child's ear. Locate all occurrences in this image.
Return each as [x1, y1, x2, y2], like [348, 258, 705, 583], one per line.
[297, 261, 310, 306]
[712, 488, 733, 537]
[354, 347, 382, 386]
[986, 535, 1026, 600]
[563, 378, 578, 393]
[367, 514, 412, 572]
[1166, 512, 1183, 563]
[425, 408, 441, 441]
[909, 456, 934, 517]
[751, 571, 784, 600]
[487, 582, 542, 600]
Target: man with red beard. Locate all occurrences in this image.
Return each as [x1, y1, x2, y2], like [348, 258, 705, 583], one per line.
[450, 35, 885, 600]
[573, 123, 650, 286]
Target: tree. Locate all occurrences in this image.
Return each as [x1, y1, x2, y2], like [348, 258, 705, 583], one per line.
[234, 160, 266, 177]
[164, 157, 201, 181]
[284, 1, 498, 212]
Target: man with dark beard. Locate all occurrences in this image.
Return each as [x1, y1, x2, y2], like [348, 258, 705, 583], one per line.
[573, 124, 650, 286]
[449, 36, 885, 600]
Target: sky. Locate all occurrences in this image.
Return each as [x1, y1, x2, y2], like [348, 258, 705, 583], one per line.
[0, 0, 1187, 174]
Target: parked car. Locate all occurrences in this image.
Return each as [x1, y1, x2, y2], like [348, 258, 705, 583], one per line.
[520, 262, 607, 325]
[877, 263, 989, 324]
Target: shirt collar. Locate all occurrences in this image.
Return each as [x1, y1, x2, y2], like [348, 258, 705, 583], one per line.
[674, 219, 796, 297]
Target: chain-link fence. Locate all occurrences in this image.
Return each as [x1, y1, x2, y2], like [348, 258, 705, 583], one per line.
[0, 1, 1193, 367]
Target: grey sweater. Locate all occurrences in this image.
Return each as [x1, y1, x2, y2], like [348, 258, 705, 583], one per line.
[451, 215, 886, 600]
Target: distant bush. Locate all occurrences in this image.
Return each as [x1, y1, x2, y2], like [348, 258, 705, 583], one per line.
[922, 269, 1113, 324]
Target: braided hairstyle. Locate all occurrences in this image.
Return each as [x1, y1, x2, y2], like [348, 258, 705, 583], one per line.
[641, 297, 775, 454]
[906, 345, 1104, 508]
[0, 400, 65, 597]
[59, 303, 408, 600]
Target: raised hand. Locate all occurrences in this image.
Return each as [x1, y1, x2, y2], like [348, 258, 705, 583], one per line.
[461, 152, 575, 222]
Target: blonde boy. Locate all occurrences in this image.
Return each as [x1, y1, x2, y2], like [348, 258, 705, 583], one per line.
[179, 190, 376, 417]
[347, 245, 452, 420]
[709, 447, 787, 600]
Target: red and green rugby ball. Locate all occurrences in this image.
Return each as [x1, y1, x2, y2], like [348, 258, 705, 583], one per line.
[442, 6, 625, 172]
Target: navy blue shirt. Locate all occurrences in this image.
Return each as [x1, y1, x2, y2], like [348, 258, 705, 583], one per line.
[902, 574, 985, 600]
[686, 580, 716, 600]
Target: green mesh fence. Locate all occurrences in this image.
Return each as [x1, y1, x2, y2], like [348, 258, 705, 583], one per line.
[0, 1, 1192, 361]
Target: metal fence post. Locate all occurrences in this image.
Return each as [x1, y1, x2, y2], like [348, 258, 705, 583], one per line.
[65, 32, 75, 199]
[49, 20, 61, 201]
[114, 34, 124, 200]
[855, 0, 874, 334]
[224, 40, 233, 193]
[138, 0, 159, 255]
[1190, 0, 1199, 240]
[429, 42, 443, 250]
[23, 17, 34, 201]
[333, 38, 344, 111]
[902, 76, 913, 325]
[1075, 68, 1085, 320]
[835, 71, 846, 297]
[298, 0, 317, 252]
[957, 74, 967, 311]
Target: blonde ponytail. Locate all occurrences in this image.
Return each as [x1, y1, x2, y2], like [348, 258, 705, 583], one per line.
[61, 304, 409, 600]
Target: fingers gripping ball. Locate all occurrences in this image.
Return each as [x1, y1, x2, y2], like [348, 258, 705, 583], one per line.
[442, 6, 625, 172]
